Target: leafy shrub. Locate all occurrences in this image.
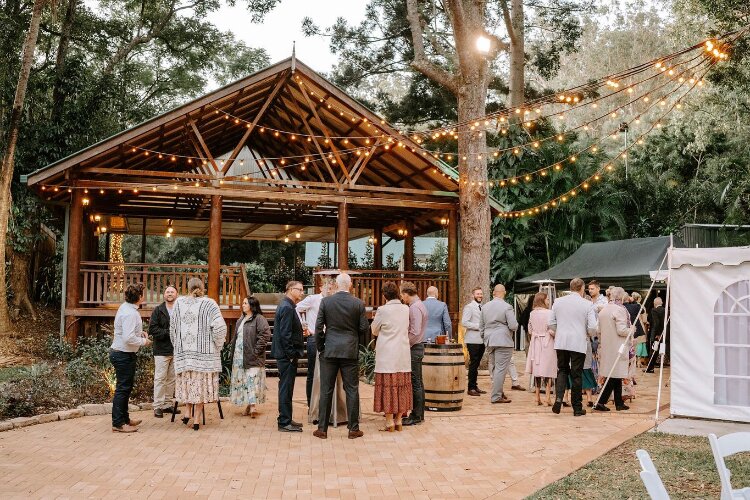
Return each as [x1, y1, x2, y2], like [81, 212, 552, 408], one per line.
[358, 340, 376, 385]
[0, 363, 72, 419]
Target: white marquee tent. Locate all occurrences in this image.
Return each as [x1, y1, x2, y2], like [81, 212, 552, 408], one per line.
[670, 246, 750, 422]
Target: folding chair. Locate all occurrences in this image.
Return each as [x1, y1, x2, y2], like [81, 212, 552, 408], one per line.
[636, 449, 670, 500]
[709, 433, 750, 499]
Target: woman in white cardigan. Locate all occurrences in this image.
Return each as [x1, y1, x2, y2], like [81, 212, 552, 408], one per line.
[371, 281, 413, 432]
[170, 277, 227, 430]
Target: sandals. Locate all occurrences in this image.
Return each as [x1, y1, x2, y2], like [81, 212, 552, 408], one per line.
[379, 425, 395, 432]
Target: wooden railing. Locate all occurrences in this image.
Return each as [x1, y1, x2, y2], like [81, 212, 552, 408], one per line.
[341, 270, 449, 309]
[79, 261, 248, 308]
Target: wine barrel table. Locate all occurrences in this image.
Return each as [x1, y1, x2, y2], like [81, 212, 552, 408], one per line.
[423, 343, 467, 412]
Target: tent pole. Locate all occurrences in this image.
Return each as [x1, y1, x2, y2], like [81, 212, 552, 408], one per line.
[594, 250, 668, 408]
[654, 234, 674, 430]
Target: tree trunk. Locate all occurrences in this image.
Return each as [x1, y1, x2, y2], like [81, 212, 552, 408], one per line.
[51, 0, 78, 123]
[9, 249, 37, 322]
[0, 0, 46, 334]
[508, 0, 525, 107]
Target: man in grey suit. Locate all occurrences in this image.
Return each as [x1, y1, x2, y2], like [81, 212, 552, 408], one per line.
[480, 284, 518, 404]
[313, 273, 369, 440]
[424, 286, 452, 342]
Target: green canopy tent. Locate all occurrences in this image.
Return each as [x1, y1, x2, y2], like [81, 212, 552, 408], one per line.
[514, 236, 683, 293]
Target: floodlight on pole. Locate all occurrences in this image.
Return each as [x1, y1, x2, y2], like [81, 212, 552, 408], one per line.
[476, 35, 491, 54]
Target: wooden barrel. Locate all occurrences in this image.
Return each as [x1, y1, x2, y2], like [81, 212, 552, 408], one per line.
[423, 344, 467, 412]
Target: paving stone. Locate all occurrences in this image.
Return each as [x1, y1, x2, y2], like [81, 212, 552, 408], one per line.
[0, 352, 666, 498]
[0, 421, 13, 432]
[58, 408, 85, 420]
[10, 415, 40, 428]
[37, 413, 59, 424]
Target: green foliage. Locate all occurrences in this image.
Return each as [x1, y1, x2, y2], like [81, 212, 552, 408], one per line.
[361, 241, 374, 269]
[421, 240, 447, 272]
[358, 340, 376, 385]
[317, 243, 333, 268]
[245, 262, 274, 293]
[0, 363, 70, 418]
[270, 257, 293, 291]
[384, 253, 398, 270]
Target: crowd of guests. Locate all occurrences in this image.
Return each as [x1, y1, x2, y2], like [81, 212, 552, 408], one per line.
[107, 274, 666, 433]
[462, 277, 668, 416]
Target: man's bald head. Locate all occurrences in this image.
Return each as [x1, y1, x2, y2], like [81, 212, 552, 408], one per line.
[493, 284, 506, 298]
[654, 297, 663, 307]
[426, 286, 439, 298]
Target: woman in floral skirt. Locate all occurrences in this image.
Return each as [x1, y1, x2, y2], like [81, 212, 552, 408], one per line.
[229, 296, 271, 418]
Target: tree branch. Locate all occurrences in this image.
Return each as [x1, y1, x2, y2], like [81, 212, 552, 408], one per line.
[499, 0, 518, 45]
[406, 0, 459, 95]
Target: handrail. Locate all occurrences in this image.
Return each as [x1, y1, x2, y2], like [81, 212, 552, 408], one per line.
[239, 263, 251, 298]
[80, 261, 242, 271]
[318, 269, 448, 277]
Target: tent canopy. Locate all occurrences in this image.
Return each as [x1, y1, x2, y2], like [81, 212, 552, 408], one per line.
[515, 236, 680, 292]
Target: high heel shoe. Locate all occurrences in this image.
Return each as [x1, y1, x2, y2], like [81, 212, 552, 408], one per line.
[182, 417, 190, 425]
[193, 423, 199, 431]
[250, 411, 258, 419]
[395, 423, 403, 432]
[379, 424, 395, 432]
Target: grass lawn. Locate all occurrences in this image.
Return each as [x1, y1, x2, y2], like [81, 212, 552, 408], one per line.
[529, 431, 750, 499]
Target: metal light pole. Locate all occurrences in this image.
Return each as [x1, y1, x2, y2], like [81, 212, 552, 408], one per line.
[619, 122, 630, 179]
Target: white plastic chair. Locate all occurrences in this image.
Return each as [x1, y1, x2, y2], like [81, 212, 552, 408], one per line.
[637, 449, 670, 500]
[708, 432, 750, 499]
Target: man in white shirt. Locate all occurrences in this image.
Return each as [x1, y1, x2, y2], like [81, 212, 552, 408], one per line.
[548, 278, 597, 416]
[296, 278, 332, 406]
[462, 287, 485, 396]
[110, 283, 151, 433]
[587, 280, 608, 312]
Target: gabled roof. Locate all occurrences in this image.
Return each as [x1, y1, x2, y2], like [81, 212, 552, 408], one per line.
[27, 57, 502, 241]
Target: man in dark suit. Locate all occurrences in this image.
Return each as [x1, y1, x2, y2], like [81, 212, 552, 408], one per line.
[645, 297, 666, 373]
[271, 280, 306, 432]
[149, 285, 181, 418]
[313, 272, 369, 440]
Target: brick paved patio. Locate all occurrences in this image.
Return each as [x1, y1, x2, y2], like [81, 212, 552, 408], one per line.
[0, 355, 668, 499]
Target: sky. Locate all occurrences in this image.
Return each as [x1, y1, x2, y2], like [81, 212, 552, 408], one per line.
[208, 0, 371, 74]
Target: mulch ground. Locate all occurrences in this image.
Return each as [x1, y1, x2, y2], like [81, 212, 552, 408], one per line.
[0, 306, 59, 367]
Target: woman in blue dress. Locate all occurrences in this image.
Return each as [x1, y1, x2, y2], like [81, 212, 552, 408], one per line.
[229, 296, 271, 418]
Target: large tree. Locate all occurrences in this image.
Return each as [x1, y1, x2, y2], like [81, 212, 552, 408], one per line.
[304, 0, 586, 302]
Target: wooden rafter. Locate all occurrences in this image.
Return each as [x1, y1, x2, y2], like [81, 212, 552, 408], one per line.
[348, 142, 382, 186]
[276, 225, 306, 240]
[221, 71, 289, 174]
[188, 120, 219, 172]
[239, 223, 265, 238]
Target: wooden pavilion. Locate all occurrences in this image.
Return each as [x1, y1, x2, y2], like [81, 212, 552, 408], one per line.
[25, 57, 501, 342]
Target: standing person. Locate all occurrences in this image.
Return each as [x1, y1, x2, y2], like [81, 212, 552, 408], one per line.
[480, 284, 518, 404]
[525, 292, 556, 406]
[625, 292, 648, 367]
[594, 287, 632, 412]
[150, 285, 180, 418]
[462, 287, 485, 397]
[229, 296, 271, 418]
[424, 286, 452, 342]
[296, 279, 333, 407]
[401, 282, 428, 426]
[110, 283, 151, 433]
[587, 280, 608, 311]
[645, 297, 666, 373]
[271, 281, 306, 432]
[548, 278, 598, 417]
[371, 281, 413, 432]
[170, 278, 226, 430]
[313, 273, 369, 440]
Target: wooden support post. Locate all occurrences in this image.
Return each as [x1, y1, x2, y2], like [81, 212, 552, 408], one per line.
[65, 190, 84, 344]
[448, 210, 458, 336]
[337, 201, 349, 270]
[208, 195, 222, 300]
[373, 227, 383, 270]
[140, 218, 147, 262]
[403, 221, 414, 271]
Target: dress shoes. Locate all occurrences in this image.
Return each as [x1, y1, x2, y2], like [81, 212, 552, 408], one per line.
[401, 417, 423, 426]
[163, 407, 180, 415]
[616, 404, 630, 411]
[476, 388, 487, 394]
[128, 418, 142, 426]
[112, 424, 138, 433]
[593, 404, 610, 412]
[313, 429, 327, 439]
[154, 408, 164, 418]
[291, 420, 303, 428]
[467, 389, 481, 397]
[511, 385, 525, 391]
[278, 424, 303, 432]
[348, 430, 364, 439]
[573, 409, 587, 416]
[491, 397, 511, 404]
[552, 400, 562, 414]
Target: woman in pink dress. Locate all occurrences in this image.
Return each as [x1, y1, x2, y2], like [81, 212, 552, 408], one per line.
[525, 292, 557, 406]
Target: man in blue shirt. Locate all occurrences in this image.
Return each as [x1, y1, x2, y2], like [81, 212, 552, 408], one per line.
[424, 286, 452, 342]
